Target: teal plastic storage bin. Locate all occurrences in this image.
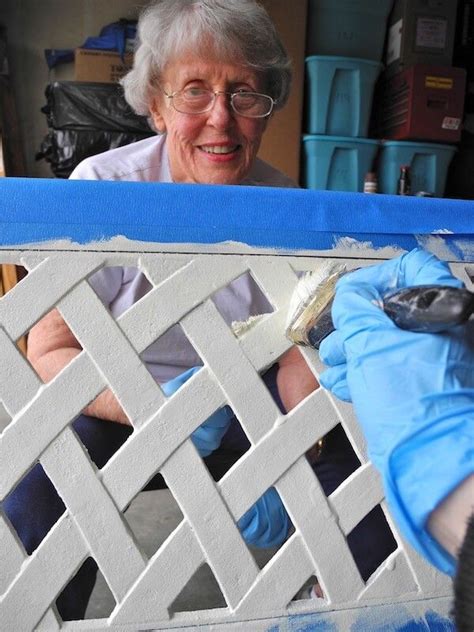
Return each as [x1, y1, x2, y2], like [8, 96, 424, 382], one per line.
[305, 56, 382, 137]
[378, 141, 458, 197]
[302, 135, 380, 192]
[307, 0, 394, 61]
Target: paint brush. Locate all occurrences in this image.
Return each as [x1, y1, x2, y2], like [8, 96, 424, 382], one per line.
[286, 265, 474, 349]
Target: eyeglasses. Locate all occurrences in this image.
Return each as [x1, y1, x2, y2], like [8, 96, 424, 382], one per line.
[163, 88, 276, 118]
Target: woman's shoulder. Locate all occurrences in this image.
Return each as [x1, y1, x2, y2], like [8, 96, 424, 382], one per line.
[243, 158, 298, 189]
[69, 135, 170, 182]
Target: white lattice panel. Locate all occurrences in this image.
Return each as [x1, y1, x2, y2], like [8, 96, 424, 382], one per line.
[1, 246, 464, 631]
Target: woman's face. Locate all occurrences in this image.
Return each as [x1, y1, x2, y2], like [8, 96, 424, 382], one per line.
[150, 54, 270, 185]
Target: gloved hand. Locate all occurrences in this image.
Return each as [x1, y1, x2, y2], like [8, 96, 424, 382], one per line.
[163, 367, 291, 548]
[237, 486, 291, 548]
[319, 248, 474, 574]
[162, 367, 233, 457]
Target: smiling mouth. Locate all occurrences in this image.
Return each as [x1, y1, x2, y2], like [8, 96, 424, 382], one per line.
[199, 145, 240, 155]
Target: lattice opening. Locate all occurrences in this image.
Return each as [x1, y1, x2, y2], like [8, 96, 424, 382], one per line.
[261, 347, 320, 414]
[25, 307, 82, 383]
[309, 424, 361, 495]
[244, 486, 294, 570]
[203, 412, 251, 482]
[3, 462, 66, 555]
[125, 487, 184, 559]
[71, 412, 136, 468]
[0, 263, 27, 297]
[291, 575, 326, 603]
[88, 265, 153, 318]
[140, 321, 205, 386]
[346, 505, 398, 583]
[169, 563, 226, 614]
[212, 270, 274, 334]
[58, 558, 116, 621]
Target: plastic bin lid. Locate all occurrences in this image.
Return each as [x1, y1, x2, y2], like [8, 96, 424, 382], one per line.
[303, 134, 380, 144]
[308, 0, 393, 16]
[381, 140, 457, 151]
[305, 55, 383, 67]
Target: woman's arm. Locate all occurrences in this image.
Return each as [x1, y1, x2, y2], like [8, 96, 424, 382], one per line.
[277, 346, 318, 413]
[27, 309, 129, 425]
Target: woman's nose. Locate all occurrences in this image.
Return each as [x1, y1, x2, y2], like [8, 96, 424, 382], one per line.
[207, 92, 234, 128]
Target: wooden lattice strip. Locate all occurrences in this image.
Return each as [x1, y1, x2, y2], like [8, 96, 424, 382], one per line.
[181, 299, 281, 440]
[0, 327, 42, 416]
[161, 440, 260, 610]
[451, 262, 474, 291]
[2, 370, 227, 627]
[35, 609, 61, 631]
[0, 351, 105, 500]
[41, 426, 147, 603]
[137, 253, 203, 287]
[116, 256, 250, 356]
[0, 325, 69, 626]
[359, 549, 419, 601]
[219, 389, 337, 519]
[111, 521, 204, 624]
[111, 387, 337, 619]
[3, 257, 240, 498]
[0, 510, 24, 594]
[276, 457, 365, 602]
[233, 535, 315, 615]
[330, 463, 384, 536]
[0, 254, 103, 341]
[234, 258, 300, 366]
[180, 295, 367, 602]
[101, 367, 226, 507]
[0, 513, 89, 630]
[58, 282, 166, 429]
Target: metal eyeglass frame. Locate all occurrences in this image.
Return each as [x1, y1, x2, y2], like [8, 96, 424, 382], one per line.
[162, 88, 276, 118]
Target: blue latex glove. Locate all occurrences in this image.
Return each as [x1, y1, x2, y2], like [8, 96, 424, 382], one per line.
[163, 368, 291, 548]
[237, 486, 291, 548]
[319, 248, 474, 575]
[161, 367, 233, 457]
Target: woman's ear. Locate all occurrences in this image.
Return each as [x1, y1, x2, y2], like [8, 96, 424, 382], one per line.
[150, 97, 166, 133]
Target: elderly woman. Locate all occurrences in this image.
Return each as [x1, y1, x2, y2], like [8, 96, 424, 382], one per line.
[4, 0, 394, 621]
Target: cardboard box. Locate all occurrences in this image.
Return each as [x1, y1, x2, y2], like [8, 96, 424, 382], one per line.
[385, 0, 458, 76]
[373, 64, 466, 143]
[74, 48, 133, 84]
[258, 0, 307, 182]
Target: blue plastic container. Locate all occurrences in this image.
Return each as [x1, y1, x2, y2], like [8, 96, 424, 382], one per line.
[305, 56, 382, 137]
[307, 0, 394, 61]
[302, 135, 380, 192]
[378, 141, 458, 197]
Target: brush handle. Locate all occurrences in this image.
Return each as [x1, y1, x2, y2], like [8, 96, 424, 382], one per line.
[382, 285, 474, 333]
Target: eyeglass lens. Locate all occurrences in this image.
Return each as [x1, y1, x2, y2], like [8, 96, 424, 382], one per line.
[172, 89, 273, 117]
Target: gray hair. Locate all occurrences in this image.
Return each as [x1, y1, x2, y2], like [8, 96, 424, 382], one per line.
[122, 0, 292, 118]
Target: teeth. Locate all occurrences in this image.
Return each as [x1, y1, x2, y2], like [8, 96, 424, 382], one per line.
[201, 145, 238, 154]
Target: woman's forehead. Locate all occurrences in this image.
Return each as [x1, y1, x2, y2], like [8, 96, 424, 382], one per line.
[161, 52, 261, 86]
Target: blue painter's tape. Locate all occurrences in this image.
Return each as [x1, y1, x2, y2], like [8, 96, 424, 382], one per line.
[0, 178, 473, 256]
[425, 610, 456, 631]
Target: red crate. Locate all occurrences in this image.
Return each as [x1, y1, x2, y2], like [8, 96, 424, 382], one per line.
[372, 64, 466, 143]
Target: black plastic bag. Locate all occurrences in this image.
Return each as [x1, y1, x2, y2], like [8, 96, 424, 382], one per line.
[41, 81, 152, 133]
[37, 129, 152, 178]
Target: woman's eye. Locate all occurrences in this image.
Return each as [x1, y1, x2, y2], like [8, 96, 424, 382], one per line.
[183, 87, 209, 99]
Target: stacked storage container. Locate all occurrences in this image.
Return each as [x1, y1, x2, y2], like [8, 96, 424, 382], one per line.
[373, 0, 462, 197]
[302, 0, 393, 192]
